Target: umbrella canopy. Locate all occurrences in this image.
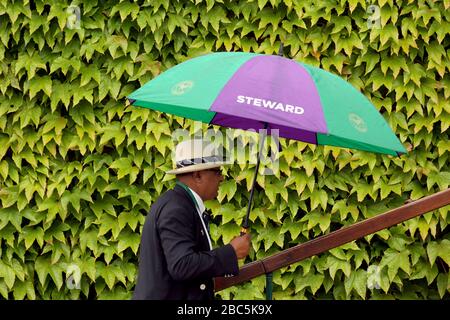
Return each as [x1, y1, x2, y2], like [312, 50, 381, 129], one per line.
[128, 51, 406, 156]
[128, 52, 408, 299]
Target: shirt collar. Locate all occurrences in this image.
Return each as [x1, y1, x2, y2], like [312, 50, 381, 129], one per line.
[187, 186, 205, 214]
[186, 186, 212, 251]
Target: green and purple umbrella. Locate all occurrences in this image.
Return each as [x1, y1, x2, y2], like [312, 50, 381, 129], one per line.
[128, 51, 406, 157]
[127, 51, 406, 233]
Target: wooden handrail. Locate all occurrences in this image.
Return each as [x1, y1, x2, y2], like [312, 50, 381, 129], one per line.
[215, 188, 450, 291]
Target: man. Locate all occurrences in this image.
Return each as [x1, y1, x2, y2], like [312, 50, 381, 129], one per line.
[133, 139, 251, 300]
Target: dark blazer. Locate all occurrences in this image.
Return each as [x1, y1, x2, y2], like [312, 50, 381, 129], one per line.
[133, 184, 238, 300]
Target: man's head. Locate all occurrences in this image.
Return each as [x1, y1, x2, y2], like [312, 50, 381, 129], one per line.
[176, 168, 224, 201]
[167, 139, 227, 200]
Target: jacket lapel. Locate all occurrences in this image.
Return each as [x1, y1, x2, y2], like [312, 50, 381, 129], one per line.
[173, 185, 211, 250]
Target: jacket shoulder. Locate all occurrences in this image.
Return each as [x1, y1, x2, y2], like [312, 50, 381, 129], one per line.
[151, 186, 195, 216]
[158, 187, 191, 206]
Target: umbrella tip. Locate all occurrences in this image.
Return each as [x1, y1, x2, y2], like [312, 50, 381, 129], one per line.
[278, 42, 284, 57]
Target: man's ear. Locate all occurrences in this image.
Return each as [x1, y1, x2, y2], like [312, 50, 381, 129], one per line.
[191, 171, 202, 183]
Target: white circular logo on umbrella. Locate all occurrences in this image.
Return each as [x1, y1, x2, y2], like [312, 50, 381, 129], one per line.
[171, 80, 194, 96]
[348, 113, 368, 132]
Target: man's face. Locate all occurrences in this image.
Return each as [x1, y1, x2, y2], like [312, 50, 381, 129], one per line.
[197, 168, 224, 201]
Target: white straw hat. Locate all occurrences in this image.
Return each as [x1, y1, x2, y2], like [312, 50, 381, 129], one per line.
[166, 139, 227, 175]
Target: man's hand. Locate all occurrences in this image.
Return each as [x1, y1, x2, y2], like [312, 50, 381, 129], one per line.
[230, 233, 251, 259]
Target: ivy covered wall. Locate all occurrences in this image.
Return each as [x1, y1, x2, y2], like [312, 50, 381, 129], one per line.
[0, 0, 449, 299]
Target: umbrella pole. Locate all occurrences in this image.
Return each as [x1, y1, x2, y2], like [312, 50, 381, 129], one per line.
[241, 122, 268, 235]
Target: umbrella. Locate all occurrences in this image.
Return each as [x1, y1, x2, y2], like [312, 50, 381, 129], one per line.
[127, 50, 407, 234]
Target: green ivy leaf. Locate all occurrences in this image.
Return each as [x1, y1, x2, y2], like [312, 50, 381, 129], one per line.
[98, 215, 121, 239]
[167, 13, 190, 35]
[427, 171, 450, 190]
[217, 180, 237, 202]
[294, 270, 324, 294]
[21, 226, 44, 250]
[0, 279, 8, 299]
[344, 269, 367, 299]
[79, 228, 99, 255]
[117, 230, 141, 255]
[249, 207, 268, 227]
[232, 280, 265, 300]
[256, 226, 284, 251]
[34, 256, 49, 287]
[118, 211, 140, 231]
[27, 76, 52, 99]
[14, 52, 47, 78]
[96, 262, 116, 290]
[273, 270, 294, 290]
[219, 203, 239, 225]
[322, 53, 347, 74]
[99, 76, 122, 101]
[50, 56, 80, 75]
[353, 182, 377, 202]
[331, 16, 351, 34]
[404, 63, 426, 86]
[310, 189, 328, 211]
[0, 207, 22, 231]
[436, 273, 448, 298]
[256, 8, 283, 32]
[280, 218, 302, 241]
[100, 122, 126, 147]
[329, 247, 347, 260]
[380, 54, 408, 78]
[380, 24, 399, 46]
[12, 280, 28, 300]
[359, 52, 380, 75]
[327, 256, 352, 279]
[111, 1, 140, 22]
[201, 6, 228, 32]
[427, 240, 450, 266]
[284, 170, 307, 196]
[352, 249, 369, 269]
[110, 157, 133, 181]
[303, 211, 331, 233]
[380, 249, 411, 281]
[50, 82, 72, 111]
[0, 260, 16, 289]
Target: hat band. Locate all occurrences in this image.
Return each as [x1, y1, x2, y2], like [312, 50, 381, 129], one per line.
[176, 155, 221, 168]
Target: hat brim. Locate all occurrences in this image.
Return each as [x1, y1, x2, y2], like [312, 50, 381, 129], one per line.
[166, 162, 228, 175]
